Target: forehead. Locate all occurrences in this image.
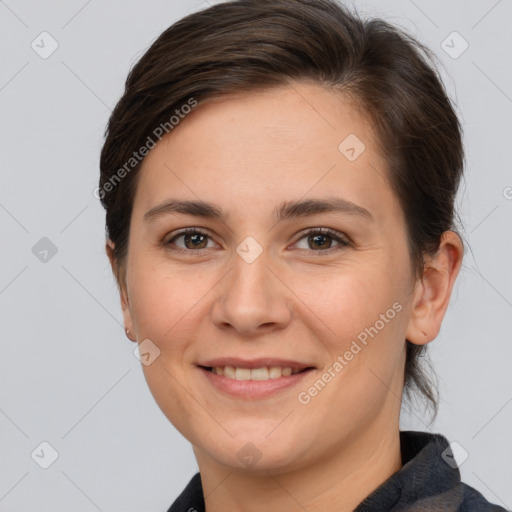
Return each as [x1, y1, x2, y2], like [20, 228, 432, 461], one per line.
[133, 83, 400, 223]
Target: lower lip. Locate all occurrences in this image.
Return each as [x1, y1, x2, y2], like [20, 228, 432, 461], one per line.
[198, 366, 314, 399]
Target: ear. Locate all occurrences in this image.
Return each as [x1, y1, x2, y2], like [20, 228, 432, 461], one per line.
[106, 239, 136, 342]
[405, 230, 464, 345]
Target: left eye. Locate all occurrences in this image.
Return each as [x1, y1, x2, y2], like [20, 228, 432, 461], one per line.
[163, 228, 350, 253]
[293, 228, 350, 252]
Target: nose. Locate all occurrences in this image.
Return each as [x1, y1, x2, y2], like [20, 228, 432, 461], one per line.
[210, 246, 293, 337]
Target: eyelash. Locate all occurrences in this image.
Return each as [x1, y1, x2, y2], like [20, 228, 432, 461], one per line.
[162, 227, 351, 255]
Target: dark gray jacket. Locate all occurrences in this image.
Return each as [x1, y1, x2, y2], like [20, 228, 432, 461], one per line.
[167, 431, 509, 511]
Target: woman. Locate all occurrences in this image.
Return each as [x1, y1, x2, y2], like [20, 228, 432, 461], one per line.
[98, 0, 507, 510]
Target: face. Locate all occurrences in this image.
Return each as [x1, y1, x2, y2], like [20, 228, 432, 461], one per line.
[116, 83, 422, 474]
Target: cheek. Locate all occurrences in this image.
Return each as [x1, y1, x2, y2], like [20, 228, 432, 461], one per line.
[128, 258, 212, 339]
[127, 262, 209, 435]
[291, 261, 399, 338]
[296, 263, 408, 394]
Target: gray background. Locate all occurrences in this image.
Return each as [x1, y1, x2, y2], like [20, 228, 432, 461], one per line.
[1, 0, 511, 510]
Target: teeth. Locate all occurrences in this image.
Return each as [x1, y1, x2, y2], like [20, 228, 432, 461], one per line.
[235, 368, 251, 380]
[269, 366, 282, 379]
[211, 365, 301, 380]
[223, 366, 236, 379]
[249, 367, 269, 380]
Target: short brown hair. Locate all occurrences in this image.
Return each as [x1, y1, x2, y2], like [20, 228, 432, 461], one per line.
[99, 0, 465, 416]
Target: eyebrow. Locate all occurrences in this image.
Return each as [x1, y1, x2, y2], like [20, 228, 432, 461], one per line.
[143, 197, 374, 223]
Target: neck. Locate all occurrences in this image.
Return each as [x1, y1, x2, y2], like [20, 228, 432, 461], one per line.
[194, 420, 402, 512]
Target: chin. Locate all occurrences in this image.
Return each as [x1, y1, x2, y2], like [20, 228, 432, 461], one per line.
[196, 428, 314, 474]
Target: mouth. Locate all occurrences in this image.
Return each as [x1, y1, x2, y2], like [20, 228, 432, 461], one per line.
[196, 359, 316, 399]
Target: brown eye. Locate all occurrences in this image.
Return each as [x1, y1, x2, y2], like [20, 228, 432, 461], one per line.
[308, 233, 332, 250]
[182, 232, 208, 249]
[293, 228, 350, 253]
[165, 229, 216, 251]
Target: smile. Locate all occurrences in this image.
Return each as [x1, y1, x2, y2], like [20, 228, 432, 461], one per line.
[198, 364, 315, 399]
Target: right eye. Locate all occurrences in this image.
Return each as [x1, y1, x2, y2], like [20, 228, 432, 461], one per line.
[163, 228, 219, 252]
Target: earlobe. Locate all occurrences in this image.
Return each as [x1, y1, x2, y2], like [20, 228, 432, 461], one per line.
[405, 231, 464, 346]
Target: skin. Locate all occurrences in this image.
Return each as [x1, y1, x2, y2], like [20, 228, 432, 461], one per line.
[107, 82, 463, 512]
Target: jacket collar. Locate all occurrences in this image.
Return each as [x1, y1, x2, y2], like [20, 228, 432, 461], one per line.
[355, 430, 463, 511]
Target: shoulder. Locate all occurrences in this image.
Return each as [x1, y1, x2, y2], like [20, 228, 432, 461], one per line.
[373, 431, 509, 512]
[457, 482, 509, 512]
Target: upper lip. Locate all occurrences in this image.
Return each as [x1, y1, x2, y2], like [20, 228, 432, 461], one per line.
[198, 357, 315, 371]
